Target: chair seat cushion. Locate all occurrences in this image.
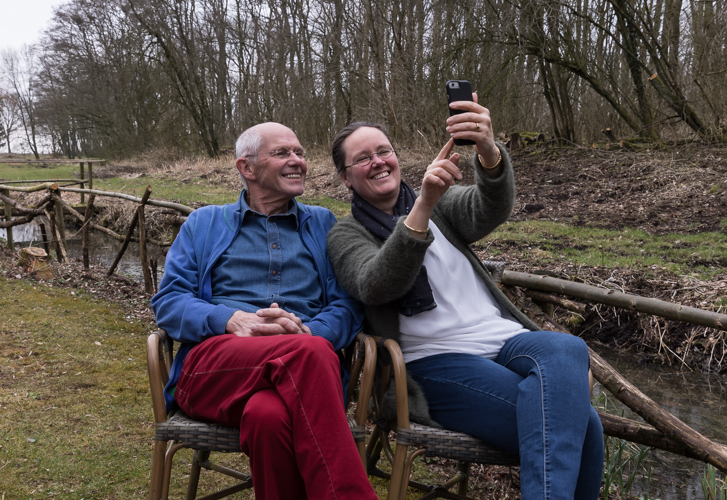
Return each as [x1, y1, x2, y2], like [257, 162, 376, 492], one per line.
[156, 411, 365, 451]
[396, 423, 520, 466]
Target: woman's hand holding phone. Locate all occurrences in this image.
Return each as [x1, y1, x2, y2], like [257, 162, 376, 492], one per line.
[447, 93, 499, 170]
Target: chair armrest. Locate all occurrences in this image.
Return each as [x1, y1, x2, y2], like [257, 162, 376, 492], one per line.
[147, 331, 171, 424]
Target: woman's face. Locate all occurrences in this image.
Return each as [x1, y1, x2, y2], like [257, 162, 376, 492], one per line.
[340, 127, 401, 213]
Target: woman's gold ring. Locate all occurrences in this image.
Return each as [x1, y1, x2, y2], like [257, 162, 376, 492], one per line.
[475, 122, 480, 132]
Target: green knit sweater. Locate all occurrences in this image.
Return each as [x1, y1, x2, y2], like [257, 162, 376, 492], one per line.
[327, 144, 539, 425]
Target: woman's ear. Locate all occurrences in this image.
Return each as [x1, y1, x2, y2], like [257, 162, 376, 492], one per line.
[340, 171, 352, 189]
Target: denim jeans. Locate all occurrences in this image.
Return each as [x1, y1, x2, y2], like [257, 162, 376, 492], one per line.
[406, 331, 604, 500]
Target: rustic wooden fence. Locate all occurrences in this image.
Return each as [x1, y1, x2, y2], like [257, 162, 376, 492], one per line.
[0, 180, 191, 293]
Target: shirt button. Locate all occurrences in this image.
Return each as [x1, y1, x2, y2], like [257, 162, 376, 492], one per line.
[272, 270, 277, 276]
[271, 244, 277, 249]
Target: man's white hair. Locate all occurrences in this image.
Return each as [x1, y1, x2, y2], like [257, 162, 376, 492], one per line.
[235, 127, 264, 190]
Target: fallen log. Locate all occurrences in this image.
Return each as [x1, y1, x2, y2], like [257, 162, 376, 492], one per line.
[502, 284, 727, 473]
[502, 270, 727, 331]
[524, 289, 588, 315]
[598, 412, 712, 461]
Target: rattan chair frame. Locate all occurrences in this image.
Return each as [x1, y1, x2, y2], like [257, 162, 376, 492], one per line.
[362, 337, 520, 500]
[146, 329, 376, 500]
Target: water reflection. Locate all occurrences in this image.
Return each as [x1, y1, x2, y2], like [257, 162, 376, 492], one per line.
[592, 344, 727, 499]
[1, 221, 166, 280]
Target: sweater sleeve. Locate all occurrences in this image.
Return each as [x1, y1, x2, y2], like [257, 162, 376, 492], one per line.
[150, 218, 236, 343]
[327, 216, 434, 305]
[434, 142, 516, 244]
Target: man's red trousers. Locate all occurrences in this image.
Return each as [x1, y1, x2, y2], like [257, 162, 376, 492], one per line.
[175, 334, 377, 500]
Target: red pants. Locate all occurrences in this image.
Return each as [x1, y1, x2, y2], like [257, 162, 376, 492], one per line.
[175, 334, 377, 500]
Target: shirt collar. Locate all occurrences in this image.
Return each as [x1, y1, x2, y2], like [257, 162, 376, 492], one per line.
[239, 189, 300, 230]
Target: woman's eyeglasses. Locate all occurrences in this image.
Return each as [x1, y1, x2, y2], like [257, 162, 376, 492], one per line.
[345, 149, 396, 169]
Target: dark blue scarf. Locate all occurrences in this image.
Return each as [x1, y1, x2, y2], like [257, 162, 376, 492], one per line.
[351, 182, 436, 316]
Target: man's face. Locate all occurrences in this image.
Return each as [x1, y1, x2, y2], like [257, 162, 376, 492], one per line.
[239, 125, 307, 205]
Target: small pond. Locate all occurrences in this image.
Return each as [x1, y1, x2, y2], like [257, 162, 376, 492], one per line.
[1, 221, 166, 280]
[592, 344, 727, 499]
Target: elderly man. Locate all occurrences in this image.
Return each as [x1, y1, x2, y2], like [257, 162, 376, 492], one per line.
[151, 122, 377, 500]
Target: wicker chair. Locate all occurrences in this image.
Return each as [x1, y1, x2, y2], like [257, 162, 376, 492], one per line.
[362, 336, 520, 500]
[146, 329, 377, 500]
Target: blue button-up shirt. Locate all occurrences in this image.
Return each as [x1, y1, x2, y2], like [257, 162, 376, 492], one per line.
[210, 194, 323, 323]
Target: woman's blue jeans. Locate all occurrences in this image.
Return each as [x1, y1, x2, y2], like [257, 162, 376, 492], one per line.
[406, 331, 604, 500]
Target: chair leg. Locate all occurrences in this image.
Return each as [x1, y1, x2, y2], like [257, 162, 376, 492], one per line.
[186, 450, 211, 500]
[455, 462, 470, 496]
[150, 439, 167, 500]
[161, 442, 186, 500]
[389, 442, 409, 500]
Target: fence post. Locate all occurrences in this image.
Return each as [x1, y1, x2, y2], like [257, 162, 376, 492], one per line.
[2, 188, 13, 251]
[50, 185, 66, 243]
[82, 194, 96, 270]
[137, 186, 153, 293]
[79, 162, 85, 204]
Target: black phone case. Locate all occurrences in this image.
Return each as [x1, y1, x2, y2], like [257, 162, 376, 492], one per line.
[446, 80, 475, 146]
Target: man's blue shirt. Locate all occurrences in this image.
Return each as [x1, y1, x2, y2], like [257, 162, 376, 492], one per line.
[150, 190, 364, 411]
[210, 196, 322, 322]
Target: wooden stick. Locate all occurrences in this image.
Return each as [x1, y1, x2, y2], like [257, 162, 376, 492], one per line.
[106, 187, 152, 277]
[51, 186, 66, 243]
[591, 349, 727, 472]
[0, 182, 59, 193]
[137, 186, 153, 293]
[524, 289, 588, 315]
[44, 207, 67, 263]
[38, 222, 51, 255]
[52, 193, 168, 247]
[82, 195, 96, 270]
[599, 412, 706, 461]
[0, 191, 51, 215]
[0, 212, 39, 229]
[57, 187, 193, 214]
[2, 188, 13, 250]
[79, 162, 85, 204]
[502, 270, 727, 330]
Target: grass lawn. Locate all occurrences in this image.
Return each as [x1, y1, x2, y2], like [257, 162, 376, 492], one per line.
[0, 274, 463, 499]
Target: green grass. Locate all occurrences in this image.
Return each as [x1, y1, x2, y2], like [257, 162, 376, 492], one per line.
[94, 176, 239, 206]
[480, 220, 727, 279]
[299, 195, 351, 219]
[0, 275, 452, 499]
[0, 277, 154, 499]
[0, 162, 83, 183]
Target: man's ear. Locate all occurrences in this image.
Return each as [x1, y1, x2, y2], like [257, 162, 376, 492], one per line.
[236, 157, 255, 182]
[340, 171, 352, 189]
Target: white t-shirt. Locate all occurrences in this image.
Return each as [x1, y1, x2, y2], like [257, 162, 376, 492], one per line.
[398, 220, 529, 363]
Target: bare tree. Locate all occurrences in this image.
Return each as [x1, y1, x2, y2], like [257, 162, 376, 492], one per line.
[2, 47, 41, 158]
[0, 90, 18, 153]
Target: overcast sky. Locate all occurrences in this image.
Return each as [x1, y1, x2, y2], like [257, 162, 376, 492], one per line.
[0, 0, 65, 53]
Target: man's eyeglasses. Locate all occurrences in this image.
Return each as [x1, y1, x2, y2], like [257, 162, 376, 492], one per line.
[246, 149, 307, 160]
[345, 149, 396, 169]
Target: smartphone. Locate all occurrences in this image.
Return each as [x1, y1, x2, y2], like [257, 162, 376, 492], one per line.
[446, 80, 475, 146]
